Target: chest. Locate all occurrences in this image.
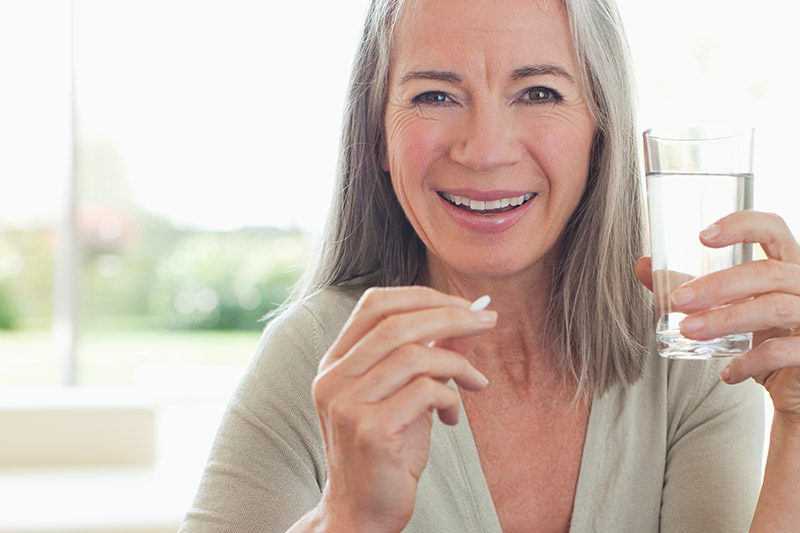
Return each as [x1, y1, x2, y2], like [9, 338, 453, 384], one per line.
[461, 390, 590, 533]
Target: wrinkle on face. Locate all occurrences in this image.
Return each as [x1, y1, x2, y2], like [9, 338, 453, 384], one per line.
[382, 0, 595, 286]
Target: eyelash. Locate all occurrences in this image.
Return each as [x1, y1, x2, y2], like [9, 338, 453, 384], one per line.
[520, 86, 563, 105]
[411, 91, 454, 107]
[411, 86, 563, 107]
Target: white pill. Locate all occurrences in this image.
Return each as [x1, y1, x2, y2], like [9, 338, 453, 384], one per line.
[469, 295, 491, 311]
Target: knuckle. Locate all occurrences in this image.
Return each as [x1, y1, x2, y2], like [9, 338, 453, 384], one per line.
[312, 372, 330, 402]
[417, 375, 450, 400]
[760, 338, 790, 365]
[353, 415, 376, 442]
[763, 258, 788, 282]
[712, 307, 737, 332]
[327, 396, 357, 428]
[396, 343, 426, 367]
[768, 293, 796, 320]
[358, 287, 384, 312]
[765, 211, 786, 228]
[444, 306, 466, 322]
[374, 314, 406, 341]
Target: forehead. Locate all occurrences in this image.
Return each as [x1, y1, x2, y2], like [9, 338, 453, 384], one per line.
[391, 0, 576, 76]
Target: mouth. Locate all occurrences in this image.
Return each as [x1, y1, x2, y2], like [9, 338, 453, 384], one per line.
[438, 191, 537, 215]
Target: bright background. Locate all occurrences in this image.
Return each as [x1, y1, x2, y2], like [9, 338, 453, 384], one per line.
[0, 1, 797, 531]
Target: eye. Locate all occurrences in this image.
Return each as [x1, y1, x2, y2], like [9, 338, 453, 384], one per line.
[521, 86, 562, 104]
[412, 91, 454, 106]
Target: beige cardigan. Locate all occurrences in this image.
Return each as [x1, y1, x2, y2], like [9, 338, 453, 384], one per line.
[181, 285, 765, 532]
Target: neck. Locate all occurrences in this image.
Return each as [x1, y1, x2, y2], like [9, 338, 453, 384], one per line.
[424, 253, 564, 390]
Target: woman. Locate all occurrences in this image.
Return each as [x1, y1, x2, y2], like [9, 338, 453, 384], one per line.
[181, 0, 800, 531]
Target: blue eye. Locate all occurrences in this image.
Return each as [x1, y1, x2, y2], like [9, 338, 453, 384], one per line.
[523, 87, 561, 103]
[413, 91, 453, 106]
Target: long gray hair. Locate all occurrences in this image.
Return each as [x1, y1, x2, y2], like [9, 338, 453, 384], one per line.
[294, 0, 651, 398]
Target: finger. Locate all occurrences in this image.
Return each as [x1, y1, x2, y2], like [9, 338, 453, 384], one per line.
[378, 376, 463, 426]
[635, 256, 653, 292]
[679, 292, 800, 340]
[351, 344, 489, 403]
[701, 211, 800, 264]
[670, 259, 800, 314]
[652, 268, 694, 317]
[337, 305, 496, 377]
[325, 287, 471, 364]
[720, 335, 800, 385]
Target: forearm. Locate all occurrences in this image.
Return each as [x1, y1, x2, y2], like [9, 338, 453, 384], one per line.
[750, 412, 800, 532]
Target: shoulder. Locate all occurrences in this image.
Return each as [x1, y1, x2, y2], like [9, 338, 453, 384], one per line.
[253, 284, 365, 372]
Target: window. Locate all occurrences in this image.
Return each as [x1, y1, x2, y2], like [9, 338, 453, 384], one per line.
[0, 1, 795, 530]
[0, 0, 371, 389]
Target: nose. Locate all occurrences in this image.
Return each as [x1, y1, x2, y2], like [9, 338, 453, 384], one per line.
[449, 102, 522, 173]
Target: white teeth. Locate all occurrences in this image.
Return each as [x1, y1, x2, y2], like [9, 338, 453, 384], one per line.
[441, 192, 535, 212]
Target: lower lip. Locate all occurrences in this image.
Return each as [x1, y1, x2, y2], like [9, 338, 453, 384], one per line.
[438, 194, 535, 233]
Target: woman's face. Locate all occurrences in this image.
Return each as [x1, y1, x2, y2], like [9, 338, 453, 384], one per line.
[383, 0, 596, 282]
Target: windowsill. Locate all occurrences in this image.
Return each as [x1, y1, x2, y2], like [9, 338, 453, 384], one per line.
[0, 366, 244, 532]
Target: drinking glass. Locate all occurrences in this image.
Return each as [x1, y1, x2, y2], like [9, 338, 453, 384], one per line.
[643, 123, 754, 359]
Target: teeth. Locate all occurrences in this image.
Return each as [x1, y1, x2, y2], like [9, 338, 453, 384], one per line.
[441, 192, 535, 211]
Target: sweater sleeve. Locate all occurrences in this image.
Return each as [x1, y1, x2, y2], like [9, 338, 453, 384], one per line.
[179, 292, 354, 533]
[660, 358, 766, 532]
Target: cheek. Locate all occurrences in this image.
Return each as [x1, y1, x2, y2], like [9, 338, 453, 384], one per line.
[537, 119, 594, 198]
[385, 112, 450, 192]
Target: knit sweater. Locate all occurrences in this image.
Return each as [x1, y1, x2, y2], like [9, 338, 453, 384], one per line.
[181, 285, 765, 532]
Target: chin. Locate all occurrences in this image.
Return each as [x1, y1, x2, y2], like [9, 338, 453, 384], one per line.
[431, 248, 544, 282]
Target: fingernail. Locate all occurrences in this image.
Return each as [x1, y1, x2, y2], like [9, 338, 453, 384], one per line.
[720, 366, 732, 383]
[475, 370, 490, 387]
[699, 224, 720, 240]
[680, 315, 704, 333]
[671, 286, 695, 307]
[475, 310, 497, 323]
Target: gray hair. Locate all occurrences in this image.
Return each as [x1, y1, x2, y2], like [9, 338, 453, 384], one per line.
[295, 0, 651, 398]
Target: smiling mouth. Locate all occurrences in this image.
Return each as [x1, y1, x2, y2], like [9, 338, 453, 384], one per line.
[439, 191, 536, 214]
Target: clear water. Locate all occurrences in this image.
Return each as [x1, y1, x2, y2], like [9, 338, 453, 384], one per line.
[647, 172, 753, 359]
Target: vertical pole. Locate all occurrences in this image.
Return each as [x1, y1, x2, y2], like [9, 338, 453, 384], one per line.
[53, 0, 77, 386]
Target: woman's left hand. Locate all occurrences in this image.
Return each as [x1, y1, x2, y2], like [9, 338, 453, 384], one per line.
[636, 210, 800, 422]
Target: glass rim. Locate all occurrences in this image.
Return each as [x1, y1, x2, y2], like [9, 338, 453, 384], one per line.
[643, 121, 754, 142]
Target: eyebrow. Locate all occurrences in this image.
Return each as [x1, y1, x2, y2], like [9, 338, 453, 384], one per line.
[511, 64, 576, 84]
[399, 70, 463, 84]
[399, 64, 576, 85]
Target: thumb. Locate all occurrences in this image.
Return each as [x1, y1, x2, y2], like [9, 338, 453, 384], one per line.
[635, 256, 654, 292]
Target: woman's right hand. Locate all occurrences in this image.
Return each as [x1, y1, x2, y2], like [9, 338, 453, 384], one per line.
[311, 286, 497, 532]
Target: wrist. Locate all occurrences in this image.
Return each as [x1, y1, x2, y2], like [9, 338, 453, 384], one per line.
[769, 410, 800, 449]
[317, 490, 401, 533]
[773, 409, 800, 431]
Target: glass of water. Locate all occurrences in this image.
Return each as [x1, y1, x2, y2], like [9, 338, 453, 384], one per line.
[643, 123, 754, 359]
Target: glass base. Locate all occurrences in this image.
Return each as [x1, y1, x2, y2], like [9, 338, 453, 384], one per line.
[657, 329, 752, 359]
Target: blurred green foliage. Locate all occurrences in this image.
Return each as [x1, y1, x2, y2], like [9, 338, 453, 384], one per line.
[0, 217, 309, 332]
[0, 281, 16, 329]
[0, 139, 311, 333]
